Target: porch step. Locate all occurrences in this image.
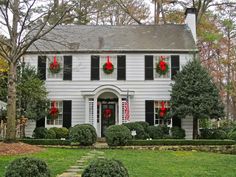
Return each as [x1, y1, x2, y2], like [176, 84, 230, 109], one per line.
[97, 137, 106, 143]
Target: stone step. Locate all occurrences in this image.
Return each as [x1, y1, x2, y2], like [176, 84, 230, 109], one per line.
[57, 172, 79, 177]
[70, 166, 86, 169]
[66, 169, 83, 173]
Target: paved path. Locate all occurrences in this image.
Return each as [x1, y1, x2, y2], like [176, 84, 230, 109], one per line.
[57, 150, 105, 177]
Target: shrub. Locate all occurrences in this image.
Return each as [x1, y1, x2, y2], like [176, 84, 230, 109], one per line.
[105, 125, 131, 146]
[21, 139, 71, 145]
[147, 126, 164, 139]
[33, 127, 48, 139]
[135, 121, 149, 132]
[228, 131, 236, 141]
[5, 157, 50, 177]
[123, 122, 148, 139]
[82, 158, 129, 177]
[69, 124, 97, 145]
[160, 125, 170, 135]
[171, 127, 186, 139]
[50, 127, 69, 139]
[199, 128, 213, 139]
[45, 129, 56, 139]
[211, 129, 227, 139]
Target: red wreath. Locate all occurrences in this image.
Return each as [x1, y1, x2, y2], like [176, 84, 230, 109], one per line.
[159, 101, 167, 118]
[49, 56, 61, 74]
[49, 101, 59, 119]
[103, 56, 114, 74]
[103, 108, 112, 119]
[156, 56, 169, 75]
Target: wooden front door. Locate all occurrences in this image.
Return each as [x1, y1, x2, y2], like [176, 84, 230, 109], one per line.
[101, 104, 115, 137]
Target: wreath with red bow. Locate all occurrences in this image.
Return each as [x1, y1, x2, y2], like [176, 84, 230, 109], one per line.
[159, 101, 167, 118]
[156, 56, 169, 75]
[103, 56, 114, 74]
[103, 108, 112, 119]
[49, 56, 61, 74]
[49, 101, 59, 119]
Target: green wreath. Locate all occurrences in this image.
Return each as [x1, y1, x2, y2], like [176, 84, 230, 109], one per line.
[49, 62, 61, 74]
[103, 63, 114, 74]
[156, 60, 169, 75]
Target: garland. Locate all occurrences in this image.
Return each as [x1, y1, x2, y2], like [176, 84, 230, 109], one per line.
[103, 56, 114, 74]
[49, 56, 61, 74]
[156, 56, 169, 75]
[49, 101, 59, 119]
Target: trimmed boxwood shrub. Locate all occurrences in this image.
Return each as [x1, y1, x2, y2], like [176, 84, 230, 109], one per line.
[105, 125, 132, 146]
[135, 121, 149, 132]
[21, 139, 71, 145]
[147, 126, 164, 139]
[228, 131, 236, 141]
[50, 127, 69, 139]
[5, 157, 50, 177]
[211, 129, 227, 139]
[82, 158, 129, 177]
[200, 128, 213, 139]
[171, 127, 186, 139]
[45, 129, 56, 139]
[123, 122, 148, 139]
[33, 127, 48, 139]
[69, 124, 97, 146]
[161, 125, 170, 135]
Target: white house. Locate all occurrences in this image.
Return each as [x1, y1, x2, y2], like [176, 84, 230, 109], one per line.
[24, 8, 198, 139]
[0, 100, 6, 110]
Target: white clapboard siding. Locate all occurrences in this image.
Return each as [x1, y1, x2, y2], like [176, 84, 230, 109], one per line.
[182, 118, 193, 139]
[25, 119, 36, 137]
[24, 53, 194, 137]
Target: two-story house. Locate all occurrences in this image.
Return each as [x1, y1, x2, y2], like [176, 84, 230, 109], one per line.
[24, 8, 198, 139]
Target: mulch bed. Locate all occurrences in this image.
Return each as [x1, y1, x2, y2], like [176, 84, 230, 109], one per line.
[0, 142, 44, 155]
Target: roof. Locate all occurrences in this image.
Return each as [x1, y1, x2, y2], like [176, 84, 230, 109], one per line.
[27, 25, 197, 53]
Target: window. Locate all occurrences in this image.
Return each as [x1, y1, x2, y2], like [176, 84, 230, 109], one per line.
[47, 56, 63, 79]
[100, 55, 117, 80]
[47, 101, 63, 126]
[154, 55, 171, 79]
[154, 100, 172, 127]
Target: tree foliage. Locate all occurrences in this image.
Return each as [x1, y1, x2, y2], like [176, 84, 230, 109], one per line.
[171, 59, 224, 138]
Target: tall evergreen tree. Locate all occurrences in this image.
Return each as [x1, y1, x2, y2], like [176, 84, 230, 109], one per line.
[170, 59, 224, 139]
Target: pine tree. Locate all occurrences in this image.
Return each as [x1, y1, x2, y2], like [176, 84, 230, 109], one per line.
[171, 59, 224, 139]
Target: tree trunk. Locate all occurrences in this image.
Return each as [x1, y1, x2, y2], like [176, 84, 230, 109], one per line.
[5, 63, 17, 142]
[192, 117, 198, 139]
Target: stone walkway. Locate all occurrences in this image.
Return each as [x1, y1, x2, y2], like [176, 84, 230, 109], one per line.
[57, 150, 105, 177]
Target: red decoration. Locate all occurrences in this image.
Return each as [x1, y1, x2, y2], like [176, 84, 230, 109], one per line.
[49, 56, 61, 73]
[49, 101, 59, 119]
[103, 108, 112, 119]
[159, 101, 167, 118]
[103, 56, 114, 74]
[156, 56, 169, 75]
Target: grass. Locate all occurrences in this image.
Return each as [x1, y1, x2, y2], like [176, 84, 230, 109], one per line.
[104, 150, 236, 177]
[0, 148, 88, 177]
[1, 148, 236, 177]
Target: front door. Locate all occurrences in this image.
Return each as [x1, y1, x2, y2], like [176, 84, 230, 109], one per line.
[101, 104, 115, 137]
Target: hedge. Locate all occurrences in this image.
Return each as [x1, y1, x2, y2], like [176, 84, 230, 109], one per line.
[127, 139, 236, 146]
[20, 139, 71, 145]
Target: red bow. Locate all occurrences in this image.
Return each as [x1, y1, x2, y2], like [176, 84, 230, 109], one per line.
[159, 60, 167, 71]
[159, 101, 167, 118]
[105, 56, 113, 70]
[104, 108, 112, 119]
[49, 101, 59, 118]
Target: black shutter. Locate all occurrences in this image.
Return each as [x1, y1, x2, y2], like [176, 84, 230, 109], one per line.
[91, 56, 100, 80]
[145, 100, 154, 125]
[36, 118, 45, 128]
[63, 100, 72, 128]
[172, 116, 182, 128]
[171, 55, 180, 80]
[63, 56, 72, 80]
[117, 55, 126, 80]
[38, 56, 46, 80]
[145, 56, 153, 80]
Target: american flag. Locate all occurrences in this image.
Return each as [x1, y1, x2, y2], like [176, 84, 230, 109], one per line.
[124, 90, 130, 121]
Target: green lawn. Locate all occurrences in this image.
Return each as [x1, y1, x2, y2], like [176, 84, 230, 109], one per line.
[0, 148, 88, 177]
[1, 148, 236, 177]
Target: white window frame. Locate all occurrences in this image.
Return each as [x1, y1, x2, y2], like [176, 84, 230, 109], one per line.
[46, 55, 64, 80]
[100, 55, 117, 80]
[154, 55, 171, 80]
[46, 100, 63, 128]
[154, 100, 172, 127]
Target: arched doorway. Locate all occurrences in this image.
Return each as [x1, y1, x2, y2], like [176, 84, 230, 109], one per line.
[97, 92, 118, 137]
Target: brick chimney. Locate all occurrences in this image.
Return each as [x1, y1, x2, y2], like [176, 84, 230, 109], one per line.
[185, 8, 197, 43]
